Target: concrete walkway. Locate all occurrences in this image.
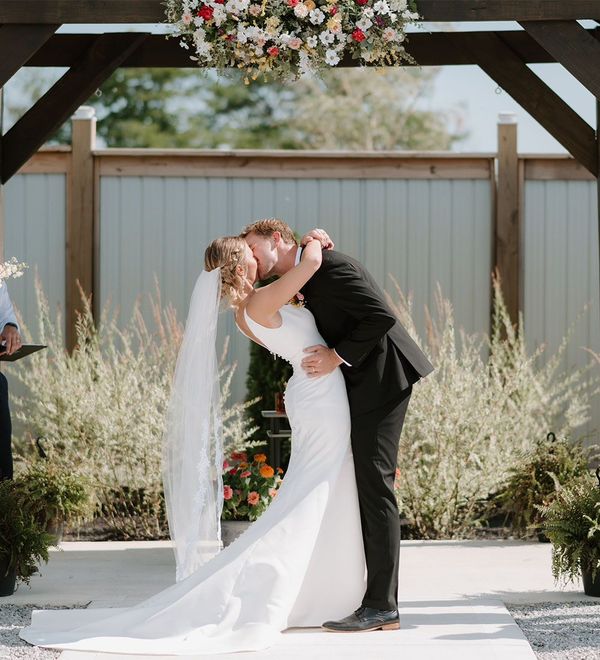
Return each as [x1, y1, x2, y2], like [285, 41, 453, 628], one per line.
[6, 539, 598, 659]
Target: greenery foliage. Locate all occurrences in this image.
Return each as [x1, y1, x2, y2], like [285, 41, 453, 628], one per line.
[538, 473, 600, 584]
[493, 432, 599, 537]
[0, 479, 55, 586]
[391, 275, 599, 539]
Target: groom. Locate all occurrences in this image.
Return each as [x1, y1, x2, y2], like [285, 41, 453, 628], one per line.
[241, 218, 434, 632]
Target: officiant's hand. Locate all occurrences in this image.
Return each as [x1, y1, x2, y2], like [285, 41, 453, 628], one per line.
[301, 345, 343, 378]
[1, 325, 21, 355]
[300, 228, 334, 250]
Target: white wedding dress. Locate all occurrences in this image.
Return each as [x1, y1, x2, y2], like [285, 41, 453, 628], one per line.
[20, 303, 367, 655]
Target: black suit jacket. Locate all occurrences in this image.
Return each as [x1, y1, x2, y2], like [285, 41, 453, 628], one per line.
[300, 249, 434, 417]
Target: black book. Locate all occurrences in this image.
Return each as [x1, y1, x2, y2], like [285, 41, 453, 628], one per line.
[0, 344, 47, 362]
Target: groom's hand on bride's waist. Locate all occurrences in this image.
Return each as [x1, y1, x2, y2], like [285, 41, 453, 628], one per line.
[301, 345, 344, 378]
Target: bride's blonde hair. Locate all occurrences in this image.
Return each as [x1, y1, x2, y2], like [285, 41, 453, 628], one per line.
[204, 236, 249, 306]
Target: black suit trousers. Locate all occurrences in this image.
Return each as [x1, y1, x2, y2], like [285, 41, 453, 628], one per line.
[0, 372, 12, 480]
[350, 385, 412, 611]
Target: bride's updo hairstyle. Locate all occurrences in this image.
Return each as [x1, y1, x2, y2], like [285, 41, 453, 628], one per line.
[204, 236, 248, 306]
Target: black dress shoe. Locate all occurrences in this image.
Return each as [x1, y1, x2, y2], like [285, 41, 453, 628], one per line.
[322, 606, 400, 632]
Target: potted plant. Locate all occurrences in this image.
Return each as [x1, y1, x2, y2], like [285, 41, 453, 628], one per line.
[0, 479, 56, 596]
[220, 451, 284, 547]
[494, 432, 597, 541]
[538, 468, 600, 597]
[16, 459, 94, 543]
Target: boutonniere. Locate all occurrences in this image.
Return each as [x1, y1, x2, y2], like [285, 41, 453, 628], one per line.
[288, 292, 306, 308]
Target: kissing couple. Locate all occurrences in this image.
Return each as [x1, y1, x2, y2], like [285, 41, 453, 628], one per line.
[20, 218, 434, 655]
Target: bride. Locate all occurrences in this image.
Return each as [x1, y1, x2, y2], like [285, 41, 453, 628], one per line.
[19, 232, 369, 655]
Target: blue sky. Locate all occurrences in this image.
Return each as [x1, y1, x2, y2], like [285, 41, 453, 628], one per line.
[12, 20, 598, 154]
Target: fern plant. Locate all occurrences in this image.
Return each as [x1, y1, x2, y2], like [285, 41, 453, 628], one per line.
[538, 471, 600, 584]
[494, 432, 599, 537]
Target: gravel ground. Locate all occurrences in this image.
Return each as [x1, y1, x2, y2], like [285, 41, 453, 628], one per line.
[3, 602, 600, 659]
[507, 602, 600, 659]
[0, 605, 66, 660]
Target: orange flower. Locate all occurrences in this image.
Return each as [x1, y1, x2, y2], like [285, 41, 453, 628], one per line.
[248, 491, 260, 506]
[276, 467, 284, 474]
[253, 453, 267, 464]
[260, 465, 275, 478]
[239, 461, 248, 469]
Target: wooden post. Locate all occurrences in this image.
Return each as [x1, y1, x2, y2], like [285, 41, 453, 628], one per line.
[496, 111, 521, 329]
[0, 86, 5, 260]
[67, 105, 96, 352]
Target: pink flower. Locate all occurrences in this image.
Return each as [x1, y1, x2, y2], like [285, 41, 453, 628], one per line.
[248, 491, 260, 506]
[223, 460, 230, 470]
[240, 470, 251, 478]
[267, 46, 280, 57]
[269, 488, 278, 498]
[223, 485, 233, 500]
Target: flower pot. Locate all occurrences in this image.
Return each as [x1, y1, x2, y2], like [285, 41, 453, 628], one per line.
[221, 520, 252, 548]
[0, 556, 17, 597]
[581, 562, 600, 597]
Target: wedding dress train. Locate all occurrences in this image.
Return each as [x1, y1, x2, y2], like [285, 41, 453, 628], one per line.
[19, 303, 367, 655]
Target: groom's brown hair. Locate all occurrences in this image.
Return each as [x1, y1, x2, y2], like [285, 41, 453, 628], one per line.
[240, 218, 297, 245]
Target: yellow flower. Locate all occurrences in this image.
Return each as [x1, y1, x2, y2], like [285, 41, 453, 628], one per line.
[304, 0, 316, 9]
[260, 465, 275, 478]
[254, 453, 267, 463]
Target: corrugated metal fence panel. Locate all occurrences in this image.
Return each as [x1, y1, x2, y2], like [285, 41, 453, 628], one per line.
[100, 176, 493, 404]
[3, 173, 66, 340]
[524, 180, 600, 445]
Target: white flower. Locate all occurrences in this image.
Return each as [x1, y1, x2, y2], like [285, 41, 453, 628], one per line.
[234, 0, 250, 10]
[362, 6, 374, 17]
[294, 3, 309, 18]
[306, 35, 318, 47]
[254, 45, 264, 55]
[248, 3, 262, 15]
[237, 26, 249, 43]
[336, 31, 347, 44]
[213, 5, 226, 25]
[319, 29, 335, 45]
[325, 49, 340, 65]
[193, 15, 204, 26]
[382, 26, 396, 41]
[182, 11, 193, 24]
[309, 8, 325, 24]
[389, 11, 397, 22]
[389, 0, 407, 9]
[373, 0, 390, 14]
[356, 16, 372, 30]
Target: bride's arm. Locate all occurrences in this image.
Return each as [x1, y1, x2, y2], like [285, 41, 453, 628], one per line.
[247, 239, 322, 323]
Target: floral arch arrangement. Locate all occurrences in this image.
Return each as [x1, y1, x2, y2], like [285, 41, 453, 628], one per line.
[165, 0, 420, 82]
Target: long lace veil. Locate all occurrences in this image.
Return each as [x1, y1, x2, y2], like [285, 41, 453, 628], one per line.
[162, 268, 224, 582]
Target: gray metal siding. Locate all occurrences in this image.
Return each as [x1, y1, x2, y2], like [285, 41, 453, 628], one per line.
[524, 180, 600, 444]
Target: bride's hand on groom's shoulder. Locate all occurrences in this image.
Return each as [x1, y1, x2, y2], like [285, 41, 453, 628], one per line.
[300, 228, 334, 250]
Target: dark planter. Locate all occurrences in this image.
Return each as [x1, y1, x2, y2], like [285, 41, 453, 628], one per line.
[581, 562, 600, 597]
[0, 556, 17, 597]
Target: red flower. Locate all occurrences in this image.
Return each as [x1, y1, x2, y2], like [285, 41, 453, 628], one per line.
[287, 0, 300, 5]
[267, 46, 280, 57]
[214, 0, 225, 3]
[228, 467, 238, 475]
[197, 4, 214, 20]
[356, 0, 369, 5]
[329, 5, 338, 13]
[352, 28, 366, 42]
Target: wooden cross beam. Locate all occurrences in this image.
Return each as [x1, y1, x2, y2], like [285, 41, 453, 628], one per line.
[456, 31, 598, 177]
[1, 32, 147, 183]
[23, 30, 559, 68]
[1, 0, 600, 23]
[0, 24, 60, 88]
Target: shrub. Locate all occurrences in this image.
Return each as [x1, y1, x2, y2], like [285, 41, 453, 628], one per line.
[390, 274, 599, 539]
[12, 277, 258, 539]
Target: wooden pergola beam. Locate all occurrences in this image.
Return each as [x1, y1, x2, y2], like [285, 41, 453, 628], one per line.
[1, 0, 600, 23]
[520, 21, 600, 101]
[0, 24, 60, 88]
[23, 30, 561, 68]
[458, 31, 598, 177]
[1, 33, 147, 183]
